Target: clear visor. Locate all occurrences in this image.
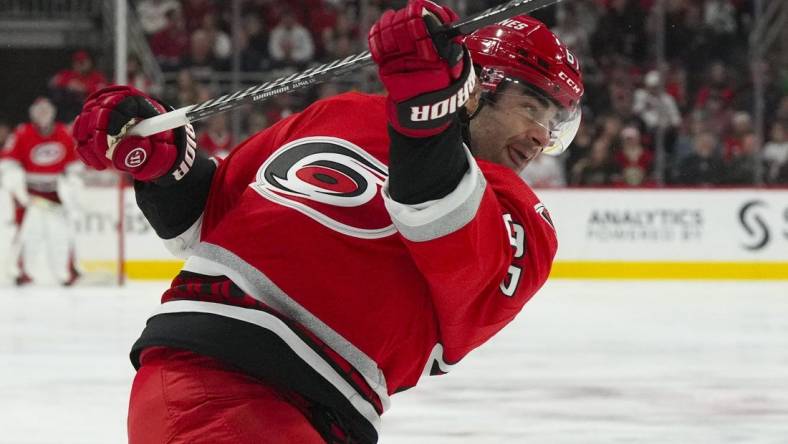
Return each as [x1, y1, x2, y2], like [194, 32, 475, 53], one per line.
[482, 71, 582, 156]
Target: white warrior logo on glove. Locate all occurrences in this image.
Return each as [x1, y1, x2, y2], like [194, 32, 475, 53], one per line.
[252, 136, 395, 239]
[124, 147, 147, 168]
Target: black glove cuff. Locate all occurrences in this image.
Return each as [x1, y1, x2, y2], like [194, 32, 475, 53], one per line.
[395, 50, 476, 132]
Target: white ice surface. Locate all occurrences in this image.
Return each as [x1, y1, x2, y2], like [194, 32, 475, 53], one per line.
[1, 280, 787, 444]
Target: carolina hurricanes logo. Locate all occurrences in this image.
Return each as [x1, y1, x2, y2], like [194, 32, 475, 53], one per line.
[124, 147, 147, 168]
[251, 136, 395, 239]
[30, 142, 66, 166]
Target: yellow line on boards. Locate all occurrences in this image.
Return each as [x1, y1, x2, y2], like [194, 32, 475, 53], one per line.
[125, 260, 185, 280]
[82, 260, 788, 281]
[79, 260, 184, 280]
[550, 261, 788, 280]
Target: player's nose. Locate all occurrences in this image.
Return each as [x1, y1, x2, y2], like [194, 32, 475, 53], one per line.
[523, 122, 550, 150]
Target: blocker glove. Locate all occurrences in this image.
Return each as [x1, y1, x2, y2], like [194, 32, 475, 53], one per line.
[368, 0, 474, 138]
[73, 86, 194, 184]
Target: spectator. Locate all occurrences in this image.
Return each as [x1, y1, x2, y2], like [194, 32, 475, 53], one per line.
[321, 7, 358, 61]
[182, 0, 218, 32]
[199, 12, 232, 69]
[251, 0, 286, 30]
[698, 94, 734, 140]
[165, 69, 199, 108]
[695, 61, 736, 110]
[197, 114, 233, 158]
[615, 126, 654, 186]
[632, 70, 681, 141]
[723, 111, 752, 161]
[48, 50, 108, 122]
[563, 118, 594, 177]
[268, 10, 316, 69]
[520, 154, 566, 188]
[136, 0, 181, 35]
[672, 110, 709, 161]
[674, 131, 726, 186]
[725, 132, 759, 185]
[604, 62, 638, 122]
[570, 139, 621, 186]
[239, 13, 269, 71]
[329, 34, 356, 59]
[763, 122, 788, 184]
[182, 29, 220, 83]
[127, 54, 155, 95]
[664, 64, 689, 110]
[149, 8, 191, 71]
[599, 114, 625, 142]
[308, 0, 340, 59]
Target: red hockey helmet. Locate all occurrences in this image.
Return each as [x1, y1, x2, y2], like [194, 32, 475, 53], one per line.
[464, 15, 584, 155]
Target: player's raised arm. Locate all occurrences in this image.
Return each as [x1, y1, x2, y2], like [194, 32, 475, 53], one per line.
[72, 86, 216, 256]
[371, 6, 584, 364]
[369, 0, 475, 205]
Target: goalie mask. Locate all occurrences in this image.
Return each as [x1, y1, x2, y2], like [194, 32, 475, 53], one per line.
[464, 15, 583, 155]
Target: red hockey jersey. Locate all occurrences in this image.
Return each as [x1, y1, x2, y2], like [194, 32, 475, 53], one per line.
[133, 92, 557, 441]
[1, 122, 78, 200]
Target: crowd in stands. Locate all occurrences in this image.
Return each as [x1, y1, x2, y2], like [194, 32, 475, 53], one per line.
[522, 0, 788, 186]
[134, 0, 788, 186]
[14, 0, 788, 187]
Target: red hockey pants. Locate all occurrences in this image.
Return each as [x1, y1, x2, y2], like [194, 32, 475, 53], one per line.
[128, 347, 325, 444]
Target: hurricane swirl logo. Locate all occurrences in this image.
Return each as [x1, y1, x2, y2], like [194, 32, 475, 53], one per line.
[252, 136, 395, 238]
[31, 142, 66, 166]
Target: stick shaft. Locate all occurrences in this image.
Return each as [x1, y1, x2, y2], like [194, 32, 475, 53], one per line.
[130, 0, 561, 137]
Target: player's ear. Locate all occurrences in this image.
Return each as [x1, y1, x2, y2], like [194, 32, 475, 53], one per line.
[465, 83, 483, 116]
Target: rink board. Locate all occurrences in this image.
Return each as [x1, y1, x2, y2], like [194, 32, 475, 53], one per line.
[2, 188, 787, 280]
[539, 189, 788, 279]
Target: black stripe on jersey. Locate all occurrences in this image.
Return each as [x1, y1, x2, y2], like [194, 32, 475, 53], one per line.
[130, 311, 378, 444]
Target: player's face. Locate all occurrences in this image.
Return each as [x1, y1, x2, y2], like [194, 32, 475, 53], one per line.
[469, 85, 558, 172]
[30, 101, 55, 129]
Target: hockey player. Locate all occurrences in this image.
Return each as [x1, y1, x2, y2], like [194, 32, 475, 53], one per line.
[72, 1, 583, 442]
[0, 97, 82, 286]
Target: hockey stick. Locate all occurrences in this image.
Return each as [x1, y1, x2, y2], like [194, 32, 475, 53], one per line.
[130, 0, 561, 137]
